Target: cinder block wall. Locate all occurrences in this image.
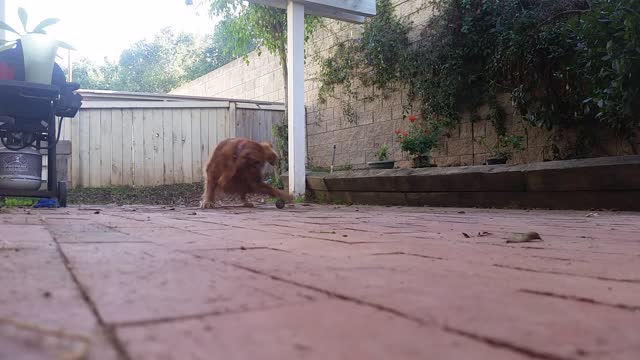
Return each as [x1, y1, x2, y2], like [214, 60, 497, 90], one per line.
[172, 0, 638, 169]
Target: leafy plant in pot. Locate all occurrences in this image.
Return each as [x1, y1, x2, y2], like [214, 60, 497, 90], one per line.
[395, 115, 442, 168]
[0, 7, 74, 84]
[367, 144, 395, 169]
[485, 135, 524, 165]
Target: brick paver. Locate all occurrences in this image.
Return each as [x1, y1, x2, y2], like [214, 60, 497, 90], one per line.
[1, 204, 639, 359]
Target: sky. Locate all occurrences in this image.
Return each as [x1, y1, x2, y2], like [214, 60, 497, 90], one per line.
[3, 0, 218, 63]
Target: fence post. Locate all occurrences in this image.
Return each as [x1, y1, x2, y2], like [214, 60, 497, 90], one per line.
[229, 101, 237, 138]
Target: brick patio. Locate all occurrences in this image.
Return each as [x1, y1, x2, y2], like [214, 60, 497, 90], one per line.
[1, 204, 639, 359]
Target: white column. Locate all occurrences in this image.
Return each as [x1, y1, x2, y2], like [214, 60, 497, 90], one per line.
[0, 0, 6, 40]
[287, 0, 306, 196]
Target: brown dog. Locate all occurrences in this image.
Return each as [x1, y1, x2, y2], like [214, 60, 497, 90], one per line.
[201, 137, 293, 208]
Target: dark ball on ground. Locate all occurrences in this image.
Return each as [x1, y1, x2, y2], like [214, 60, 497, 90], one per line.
[275, 199, 285, 209]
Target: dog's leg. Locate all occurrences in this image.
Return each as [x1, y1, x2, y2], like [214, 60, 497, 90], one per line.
[201, 172, 218, 209]
[240, 193, 255, 208]
[256, 183, 295, 202]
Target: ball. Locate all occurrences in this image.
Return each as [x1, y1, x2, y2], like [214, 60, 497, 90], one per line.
[275, 199, 285, 209]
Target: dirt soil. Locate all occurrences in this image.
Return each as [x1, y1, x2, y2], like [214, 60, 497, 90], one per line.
[68, 183, 266, 207]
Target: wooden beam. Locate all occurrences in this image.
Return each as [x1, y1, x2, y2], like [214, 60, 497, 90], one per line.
[304, 3, 366, 23]
[251, 0, 367, 23]
[301, 0, 376, 17]
[81, 101, 230, 109]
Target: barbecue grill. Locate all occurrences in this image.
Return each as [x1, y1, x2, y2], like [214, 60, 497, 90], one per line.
[0, 42, 83, 207]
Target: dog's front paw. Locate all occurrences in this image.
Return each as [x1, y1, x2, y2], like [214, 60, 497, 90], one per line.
[200, 201, 216, 209]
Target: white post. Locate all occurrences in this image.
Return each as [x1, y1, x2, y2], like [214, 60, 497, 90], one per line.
[287, 0, 306, 197]
[0, 0, 6, 41]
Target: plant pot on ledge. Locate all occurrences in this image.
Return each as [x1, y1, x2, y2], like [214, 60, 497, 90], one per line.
[411, 154, 436, 168]
[367, 160, 395, 169]
[486, 157, 508, 165]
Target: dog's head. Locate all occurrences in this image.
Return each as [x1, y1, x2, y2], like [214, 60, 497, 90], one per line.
[259, 142, 279, 166]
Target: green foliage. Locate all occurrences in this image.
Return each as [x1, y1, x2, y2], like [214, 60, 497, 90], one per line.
[1, 197, 35, 207]
[71, 57, 119, 90]
[190, 18, 257, 78]
[569, 0, 640, 138]
[317, 0, 640, 159]
[360, 0, 412, 89]
[271, 118, 288, 185]
[317, 0, 410, 123]
[117, 28, 206, 93]
[0, 7, 74, 52]
[205, 0, 320, 65]
[486, 134, 525, 160]
[374, 144, 389, 161]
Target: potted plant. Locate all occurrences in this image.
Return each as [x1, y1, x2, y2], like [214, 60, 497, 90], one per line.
[367, 144, 395, 169]
[0, 7, 74, 84]
[485, 134, 524, 165]
[395, 115, 441, 168]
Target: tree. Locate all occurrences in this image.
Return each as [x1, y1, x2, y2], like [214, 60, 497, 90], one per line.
[71, 26, 239, 93]
[117, 28, 205, 93]
[203, 0, 320, 179]
[71, 57, 119, 90]
[186, 18, 258, 80]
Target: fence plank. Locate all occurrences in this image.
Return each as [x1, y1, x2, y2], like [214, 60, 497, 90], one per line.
[122, 109, 134, 186]
[217, 108, 227, 144]
[229, 102, 237, 138]
[181, 109, 193, 183]
[111, 109, 124, 186]
[163, 110, 174, 184]
[173, 109, 184, 184]
[191, 108, 202, 183]
[71, 113, 80, 187]
[88, 110, 101, 187]
[132, 109, 145, 186]
[150, 109, 164, 186]
[206, 109, 217, 161]
[100, 110, 112, 187]
[199, 109, 209, 181]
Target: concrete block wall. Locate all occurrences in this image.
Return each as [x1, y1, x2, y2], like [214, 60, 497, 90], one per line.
[171, 0, 638, 170]
[172, 49, 285, 102]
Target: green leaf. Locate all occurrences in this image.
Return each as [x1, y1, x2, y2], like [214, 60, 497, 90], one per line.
[31, 18, 60, 34]
[0, 21, 21, 36]
[56, 40, 76, 51]
[18, 7, 28, 32]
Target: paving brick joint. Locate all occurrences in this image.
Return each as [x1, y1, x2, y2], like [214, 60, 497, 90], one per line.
[1, 204, 639, 359]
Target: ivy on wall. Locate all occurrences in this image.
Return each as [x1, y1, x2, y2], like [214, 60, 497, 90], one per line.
[317, 0, 411, 124]
[316, 0, 640, 158]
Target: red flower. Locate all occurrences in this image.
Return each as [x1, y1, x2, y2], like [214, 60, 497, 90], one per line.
[402, 132, 409, 137]
[394, 129, 401, 135]
[408, 115, 417, 122]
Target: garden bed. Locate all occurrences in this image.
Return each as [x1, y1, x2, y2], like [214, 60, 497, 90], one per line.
[284, 156, 640, 211]
[67, 183, 266, 206]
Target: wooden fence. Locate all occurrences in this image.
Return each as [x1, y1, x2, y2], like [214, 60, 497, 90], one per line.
[49, 92, 285, 188]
